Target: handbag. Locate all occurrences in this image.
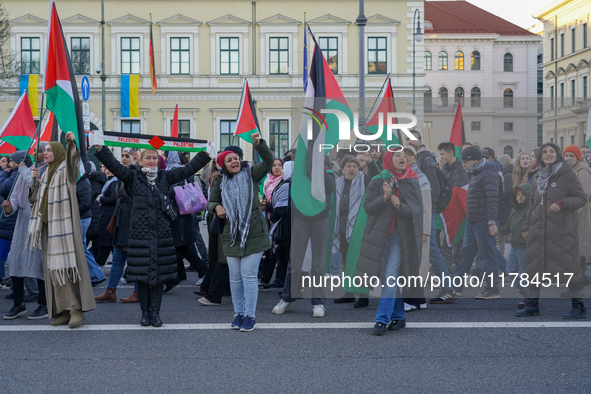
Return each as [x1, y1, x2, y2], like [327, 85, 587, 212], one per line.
[173, 181, 207, 215]
[106, 215, 116, 234]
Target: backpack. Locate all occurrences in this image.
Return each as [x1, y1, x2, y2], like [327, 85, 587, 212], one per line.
[418, 152, 453, 214]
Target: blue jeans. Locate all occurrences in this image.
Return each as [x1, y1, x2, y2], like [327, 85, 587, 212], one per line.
[452, 221, 499, 294]
[227, 251, 264, 318]
[375, 231, 406, 325]
[507, 247, 527, 291]
[430, 215, 451, 290]
[81, 218, 106, 283]
[107, 247, 128, 290]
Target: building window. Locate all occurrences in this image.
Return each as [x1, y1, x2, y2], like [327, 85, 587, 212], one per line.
[438, 51, 448, 70]
[424, 121, 433, 128]
[550, 85, 555, 109]
[454, 87, 464, 106]
[538, 69, 543, 94]
[537, 124, 543, 146]
[319, 37, 338, 74]
[560, 136, 564, 149]
[454, 51, 464, 70]
[583, 76, 588, 99]
[122, 120, 140, 134]
[571, 79, 576, 105]
[550, 37, 555, 61]
[121, 37, 140, 74]
[219, 120, 236, 151]
[424, 51, 432, 71]
[20, 37, 41, 75]
[220, 37, 239, 75]
[71, 37, 90, 75]
[584, 24, 588, 49]
[503, 88, 513, 108]
[550, 138, 554, 144]
[269, 119, 289, 158]
[171, 119, 191, 139]
[503, 145, 513, 158]
[504, 122, 513, 132]
[560, 33, 564, 57]
[269, 37, 289, 75]
[571, 135, 575, 145]
[438, 87, 448, 107]
[471, 51, 480, 70]
[424, 88, 432, 112]
[367, 37, 387, 74]
[572, 28, 576, 53]
[471, 121, 481, 131]
[503, 53, 513, 72]
[471, 87, 481, 107]
[170, 37, 190, 75]
[560, 82, 564, 107]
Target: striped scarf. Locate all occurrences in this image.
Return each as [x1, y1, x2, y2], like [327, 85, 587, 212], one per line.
[26, 162, 80, 286]
[221, 163, 253, 248]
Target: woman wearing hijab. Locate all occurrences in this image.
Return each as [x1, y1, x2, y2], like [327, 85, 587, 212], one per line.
[2, 151, 47, 320]
[164, 150, 208, 292]
[520, 143, 588, 318]
[95, 139, 211, 327]
[27, 134, 96, 328]
[207, 133, 273, 332]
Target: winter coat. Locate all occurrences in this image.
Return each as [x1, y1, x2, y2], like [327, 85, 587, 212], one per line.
[207, 141, 274, 257]
[96, 147, 211, 286]
[98, 176, 118, 247]
[466, 161, 499, 224]
[572, 162, 591, 257]
[0, 168, 18, 241]
[87, 171, 107, 238]
[113, 179, 132, 248]
[497, 162, 514, 226]
[76, 177, 92, 220]
[417, 145, 441, 210]
[442, 159, 469, 187]
[523, 161, 587, 284]
[169, 174, 197, 247]
[356, 170, 423, 298]
[269, 179, 291, 247]
[498, 183, 530, 249]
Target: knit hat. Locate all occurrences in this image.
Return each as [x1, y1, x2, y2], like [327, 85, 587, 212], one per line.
[10, 150, 27, 164]
[217, 150, 238, 168]
[564, 145, 582, 161]
[225, 145, 244, 159]
[462, 147, 482, 161]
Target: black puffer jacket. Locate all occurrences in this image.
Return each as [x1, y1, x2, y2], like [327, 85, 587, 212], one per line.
[466, 160, 499, 224]
[268, 179, 291, 247]
[96, 147, 211, 286]
[417, 147, 441, 210]
[76, 177, 92, 220]
[113, 179, 133, 248]
[87, 171, 107, 238]
[0, 168, 18, 241]
[98, 176, 118, 247]
[169, 175, 197, 247]
[442, 159, 469, 188]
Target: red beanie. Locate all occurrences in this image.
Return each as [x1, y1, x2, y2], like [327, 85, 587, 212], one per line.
[564, 145, 582, 161]
[216, 151, 237, 168]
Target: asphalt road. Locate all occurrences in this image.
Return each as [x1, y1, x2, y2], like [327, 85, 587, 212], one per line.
[1, 271, 590, 393]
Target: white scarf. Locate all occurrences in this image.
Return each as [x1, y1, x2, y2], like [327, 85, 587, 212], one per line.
[333, 171, 365, 253]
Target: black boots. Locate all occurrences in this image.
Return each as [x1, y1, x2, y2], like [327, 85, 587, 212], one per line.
[563, 298, 587, 319]
[137, 284, 151, 326]
[150, 284, 164, 327]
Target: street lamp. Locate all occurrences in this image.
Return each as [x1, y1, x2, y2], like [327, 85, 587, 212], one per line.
[412, 8, 423, 116]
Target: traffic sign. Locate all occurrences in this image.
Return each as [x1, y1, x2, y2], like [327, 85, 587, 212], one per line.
[81, 75, 90, 102]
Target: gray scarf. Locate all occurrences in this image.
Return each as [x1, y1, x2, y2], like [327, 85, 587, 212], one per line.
[537, 161, 564, 198]
[141, 167, 158, 186]
[221, 163, 253, 248]
[333, 171, 365, 252]
[468, 158, 487, 175]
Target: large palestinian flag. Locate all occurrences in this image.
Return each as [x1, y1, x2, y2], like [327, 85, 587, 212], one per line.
[0, 91, 36, 150]
[291, 30, 353, 217]
[44, 0, 87, 162]
[450, 95, 466, 160]
[233, 80, 260, 144]
[364, 77, 402, 146]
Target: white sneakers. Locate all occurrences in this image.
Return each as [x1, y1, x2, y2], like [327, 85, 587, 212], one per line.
[313, 305, 326, 318]
[272, 300, 293, 314]
[195, 277, 204, 286]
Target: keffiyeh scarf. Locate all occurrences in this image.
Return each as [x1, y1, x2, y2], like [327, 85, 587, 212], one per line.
[537, 161, 564, 200]
[221, 164, 253, 248]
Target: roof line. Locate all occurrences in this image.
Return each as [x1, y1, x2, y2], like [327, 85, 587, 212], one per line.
[427, 1, 494, 34]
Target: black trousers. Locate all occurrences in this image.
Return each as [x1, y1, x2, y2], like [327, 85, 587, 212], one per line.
[87, 235, 101, 258]
[11, 276, 46, 307]
[176, 244, 207, 281]
[95, 246, 114, 266]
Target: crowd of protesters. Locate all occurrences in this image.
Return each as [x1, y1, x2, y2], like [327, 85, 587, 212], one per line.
[1, 130, 590, 335]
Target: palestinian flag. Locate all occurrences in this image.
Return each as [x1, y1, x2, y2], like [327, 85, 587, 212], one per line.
[233, 80, 260, 144]
[437, 184, 468, 246]
[28, 110, 56, 156]
[171, 103, 179, 137]
[450, 95, 466, 160]
[291, 29, 353, 217]
[44, 0, 87, 162]
[149, 20, 157, 94]
[365, 77, 402, 146]
[102, 130, 209, 153]
[0, 141, 16, 156]
[0, 91, 36, 150]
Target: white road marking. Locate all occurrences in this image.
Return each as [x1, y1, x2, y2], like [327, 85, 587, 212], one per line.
[0, 321, 590, 331]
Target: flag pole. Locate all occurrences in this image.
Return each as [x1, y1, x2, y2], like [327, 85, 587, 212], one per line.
[362, 73, 390, 130]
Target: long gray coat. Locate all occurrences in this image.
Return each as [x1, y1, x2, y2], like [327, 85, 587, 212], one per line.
[572, 162, 591, 257]
[523, 161, 587, 284]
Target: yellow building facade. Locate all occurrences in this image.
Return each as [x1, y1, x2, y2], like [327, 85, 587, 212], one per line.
[2, 0, 426, 160]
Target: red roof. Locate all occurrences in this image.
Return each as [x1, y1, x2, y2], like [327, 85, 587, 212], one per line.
[425, 1, 536, 36]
